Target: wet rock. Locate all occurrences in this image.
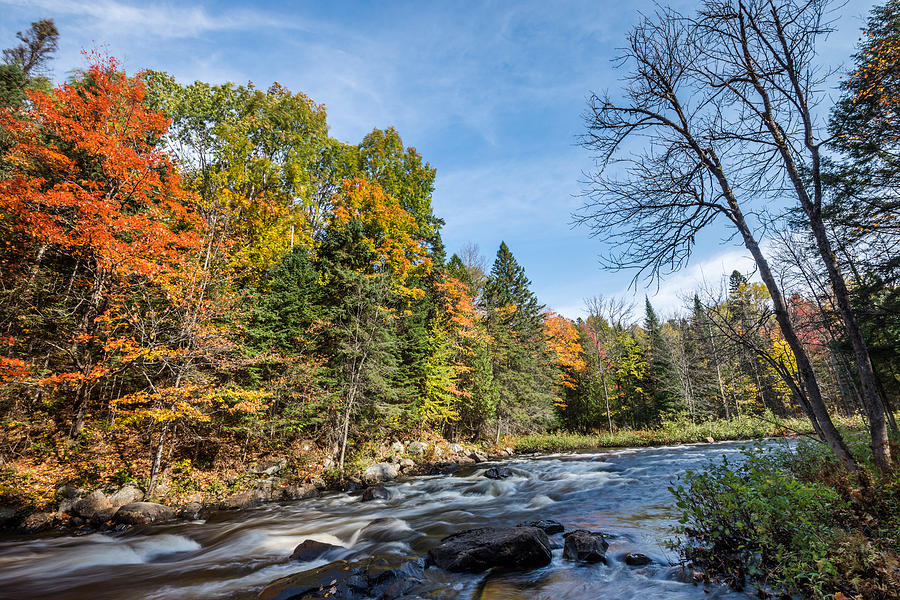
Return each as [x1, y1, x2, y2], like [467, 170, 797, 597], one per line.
[563, 529, 608, 563]
[250, 458, 286, 476]
[407, 441, 427, 456]
[277, 483, 319, 501]
[361, 486, 390, 502]
[113, 502, 175, 526]
[484, 467, 514, 480]
[290, 539, 343, 562]
[624, 552, 652, 566]
[457, 456, 476, 466]
[259, 558, 424, 600]
[18, 511, 55, 533]
[398, 458, 415, 470]
[427, 461, 461, 475]
[472, 451, 488, 463]
[427, 526, 552, 573]
[219, 489, 268, 510]
[73, 490, 111, 518]
[178, 501, 203, 520]
[363, 462, 399, 485]
[359, 518, 416, 543]
[517, 519, 564, 535]
[108, 485, 144, 507]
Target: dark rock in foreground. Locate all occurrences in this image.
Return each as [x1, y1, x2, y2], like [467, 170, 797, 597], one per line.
[483, 467, 514, 480]
[516, 519, 564, 535]
[113, 502, 175, 526]
[624, 552, 652, 566]
[258, 558, 425, 600]
[427, 526, 552, 573]
[290, 539, 343, 562]
[563, 529, 608, 563]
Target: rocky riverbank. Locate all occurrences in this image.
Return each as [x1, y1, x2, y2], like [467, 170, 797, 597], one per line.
[0, 439, 516, 536]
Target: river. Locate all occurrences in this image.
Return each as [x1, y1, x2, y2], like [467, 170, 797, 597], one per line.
[0, 440, 780, 599]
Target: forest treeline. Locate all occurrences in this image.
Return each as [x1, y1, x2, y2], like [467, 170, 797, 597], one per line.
[0, 1, 897, 500]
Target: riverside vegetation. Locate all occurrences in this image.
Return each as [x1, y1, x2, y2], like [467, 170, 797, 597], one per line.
[0, 0, 899, 598]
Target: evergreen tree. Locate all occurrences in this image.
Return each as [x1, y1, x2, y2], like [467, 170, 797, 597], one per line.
[643, 297, 678, 422]
[481, 242, 554, 437]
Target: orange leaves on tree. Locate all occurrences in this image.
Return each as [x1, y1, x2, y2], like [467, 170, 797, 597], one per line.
[331, 178, 431, 297]
[544, 311, 586, 390]
[0, 53, 202, 278]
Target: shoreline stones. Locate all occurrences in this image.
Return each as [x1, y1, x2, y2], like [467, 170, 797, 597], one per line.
[563, 529, 609, 563]
[517, 519, 564, 535]
[363, 462, 399, 485]
[113, 502, 175, 526]
[427, 526, 552, 573]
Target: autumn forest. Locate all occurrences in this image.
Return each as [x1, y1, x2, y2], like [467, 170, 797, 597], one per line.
[1, 1, 899, 597]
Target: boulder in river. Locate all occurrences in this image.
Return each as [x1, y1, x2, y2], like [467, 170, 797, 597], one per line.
[73, 490, 111, 518]
[178, 502, 204, 520]
[563, 529, 609, 563]
[484, 467, 514, 480]
[113, 502, 175, 526]
[363, 462, 399, 484]
[108, 485, 144, 507]
[361, 485, 390, 502]
[624, 552, 652, 566]
[259, 558, 425, 600]
[427, 526, 552, 573]
[290, 539, 343, 562]
[517, 519, 564, 535]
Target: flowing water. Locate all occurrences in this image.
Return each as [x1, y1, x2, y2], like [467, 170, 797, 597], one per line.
[0, 440, 784, 599]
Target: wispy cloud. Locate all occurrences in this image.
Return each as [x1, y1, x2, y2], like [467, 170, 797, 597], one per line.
[1, 0, 307, 39]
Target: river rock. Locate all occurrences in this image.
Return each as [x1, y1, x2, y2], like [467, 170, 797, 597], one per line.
[277, 483, 319, 501]
[113, 502, 175, 526]
[624, 552, 652, 566]
[109, 485, 144, 507]
[90, 506, 120, 525]
[705, 436, 715, 443]
[56, 484, 83, 499]
[484, 467, 514, 480]
[178, 501, 204, 520]
[398, 458, 415, 470]
[473, 451, 488, 463]
[407, 441, 427, 456]
[359, 518, 416, 543]
[563, 529, 608, 563]
[448, 443, 464, 454]
[427, 526, 552, 573]
[290, 539, 343, 562]
[18, 511, 55, 533]
[517, 519, 564, 535]
[73, 490, 111, 518]
[363, 462, 399, 484]
[219, 489, 268, 510]
[361, 486, 390, 502]
[457, 456, 475, 465]
[390, 441, 405, 453]
[258, 558, 425, 600]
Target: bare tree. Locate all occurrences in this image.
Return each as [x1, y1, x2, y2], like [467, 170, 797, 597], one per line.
[583, 295, 634, 432]
[576, 0, 861, 471]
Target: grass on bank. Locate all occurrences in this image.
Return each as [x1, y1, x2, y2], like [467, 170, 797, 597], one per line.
[509, 412, 863, 454]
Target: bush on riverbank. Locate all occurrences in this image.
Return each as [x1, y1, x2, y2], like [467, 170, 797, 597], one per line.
[510, 412, 863, 454]
[669, 439, 900, 599]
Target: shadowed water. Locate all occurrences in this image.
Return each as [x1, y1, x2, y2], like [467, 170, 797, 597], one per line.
[0, 440, 785, 599]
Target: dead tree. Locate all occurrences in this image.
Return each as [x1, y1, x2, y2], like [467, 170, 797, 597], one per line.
[576, 1, 859, 471]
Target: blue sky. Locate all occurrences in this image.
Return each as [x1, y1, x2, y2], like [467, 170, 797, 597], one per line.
[0, 0, 878, 319]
